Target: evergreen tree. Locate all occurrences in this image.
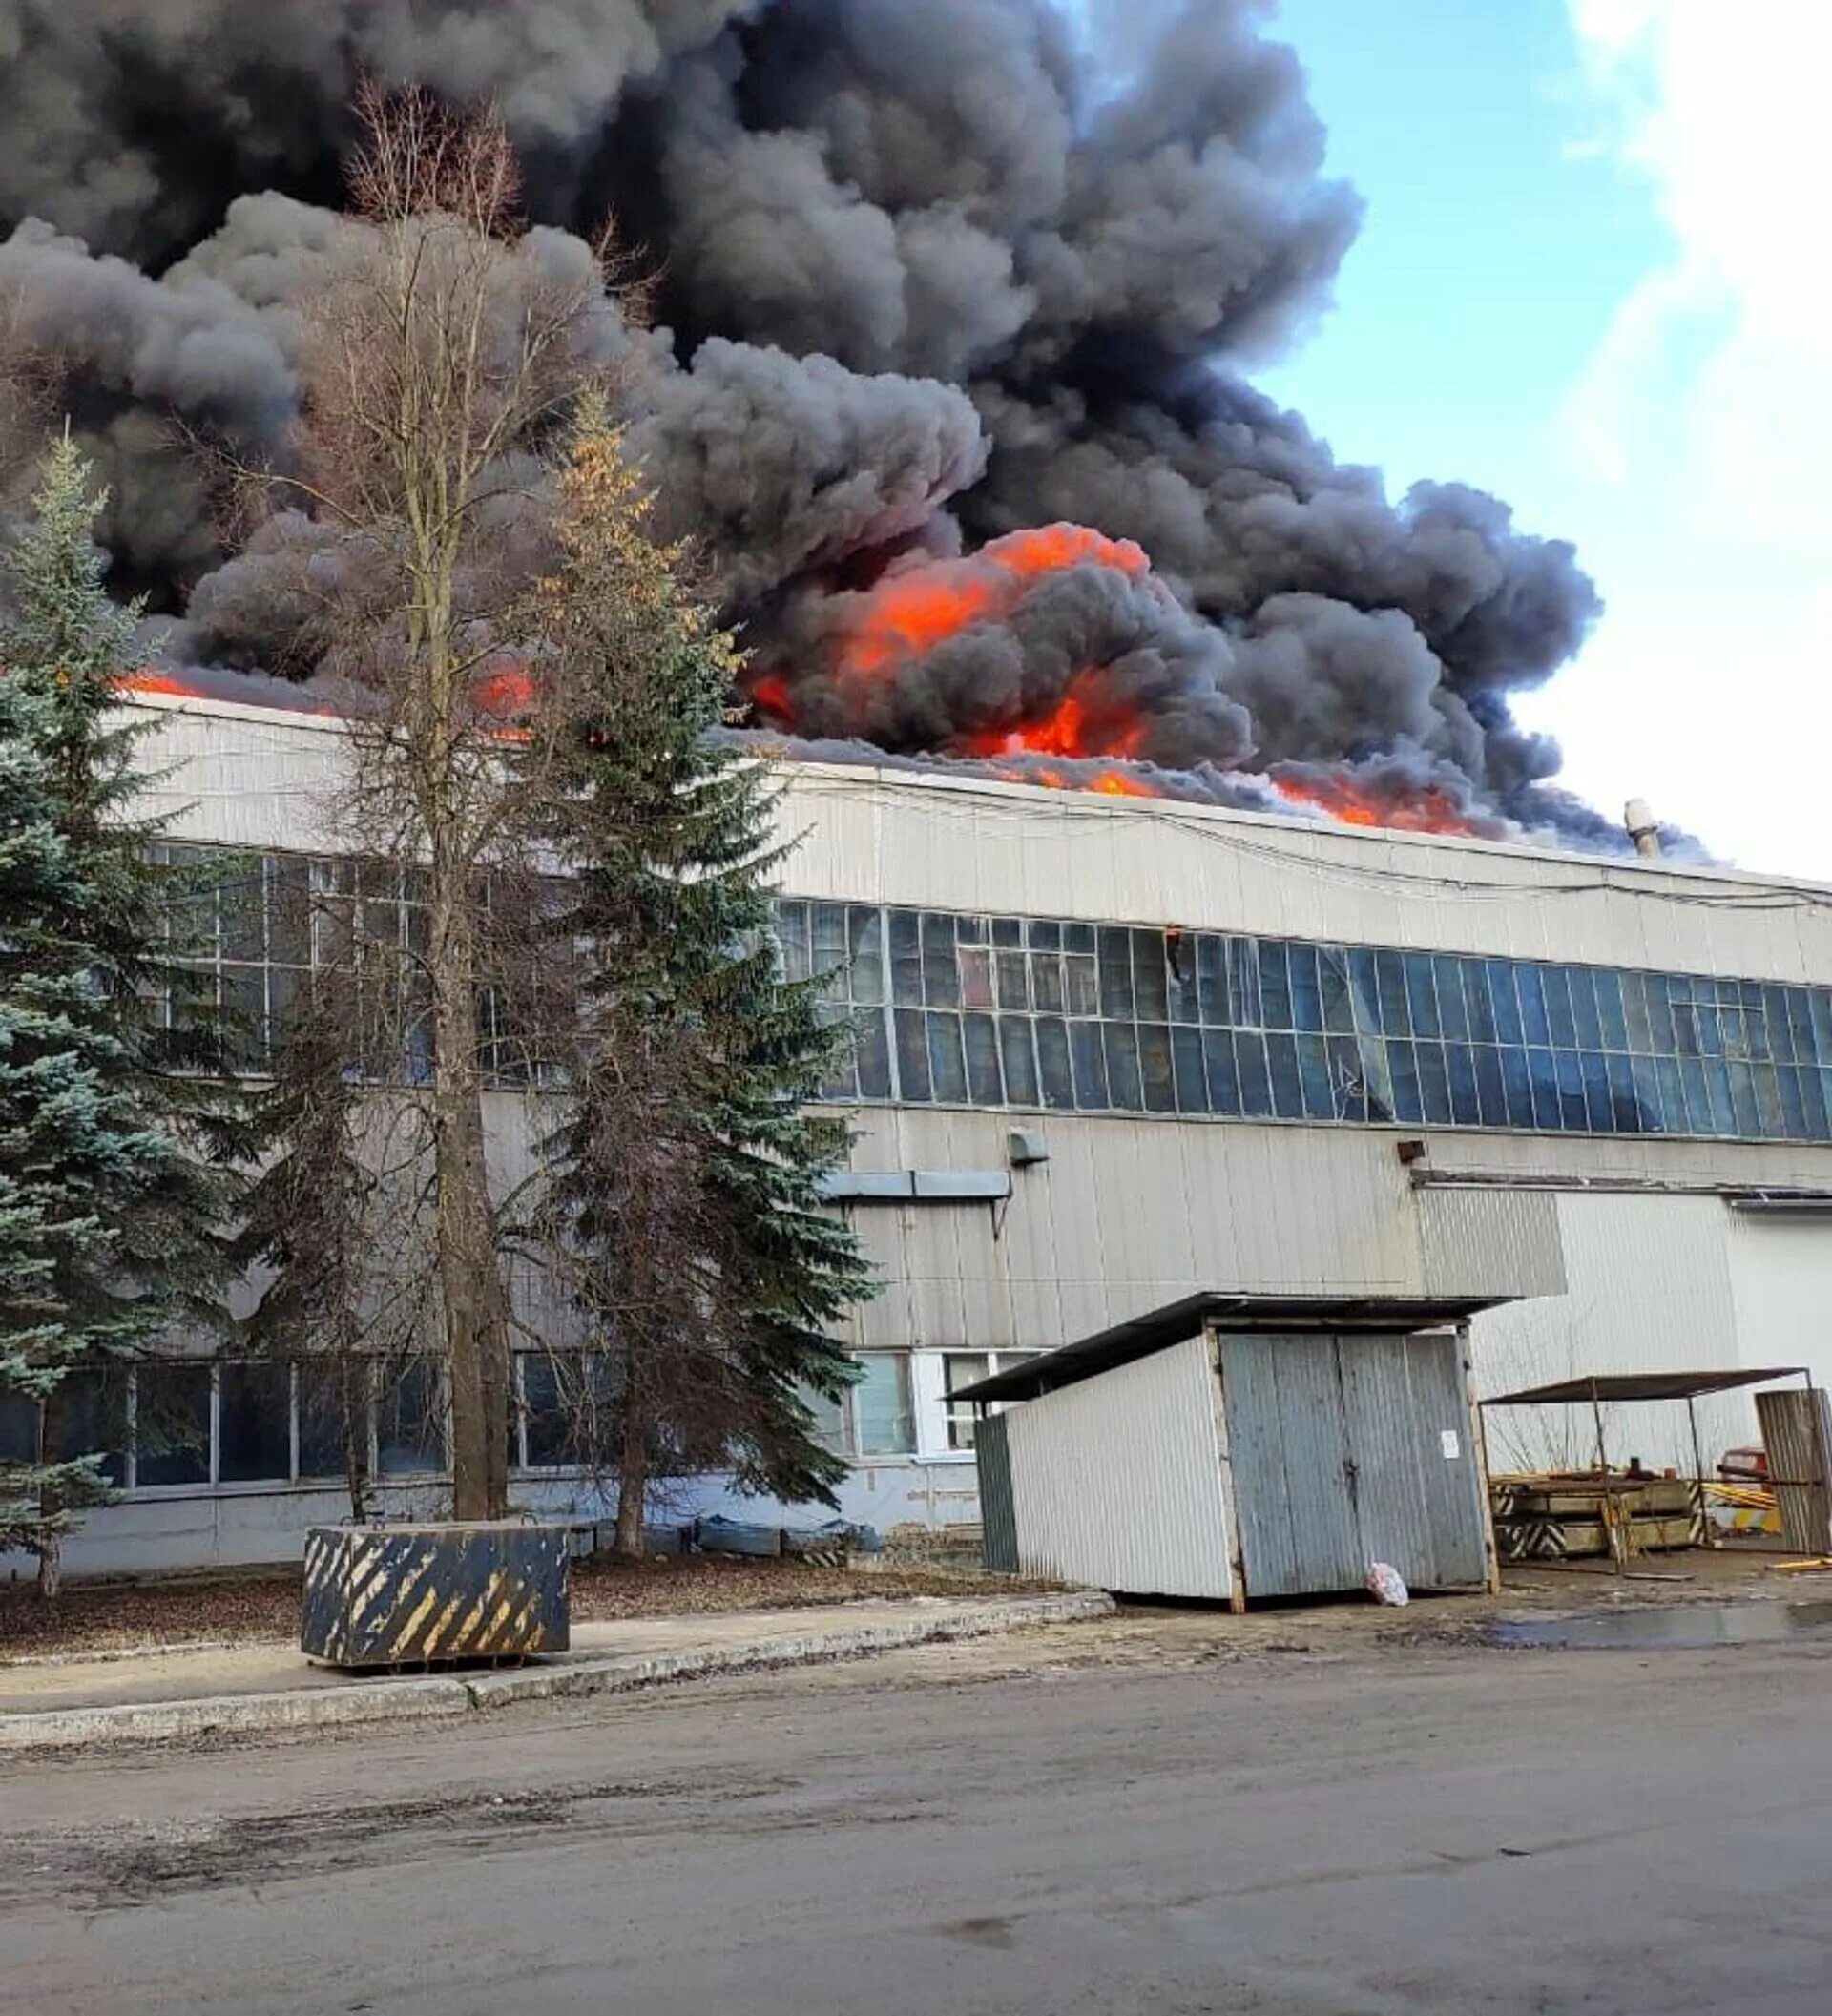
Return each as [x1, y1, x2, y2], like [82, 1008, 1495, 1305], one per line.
[524, 407, 875, 1558]
[0, 437, 240, 1591]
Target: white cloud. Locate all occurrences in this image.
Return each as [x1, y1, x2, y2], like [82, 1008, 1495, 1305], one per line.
[1534, 2, 1832, 873]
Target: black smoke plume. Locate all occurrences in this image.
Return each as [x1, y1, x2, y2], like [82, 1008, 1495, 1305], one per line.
[0, 0, 1611, 842]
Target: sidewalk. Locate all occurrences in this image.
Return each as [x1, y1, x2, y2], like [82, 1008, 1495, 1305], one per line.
[0, 1591, 1113, 1753]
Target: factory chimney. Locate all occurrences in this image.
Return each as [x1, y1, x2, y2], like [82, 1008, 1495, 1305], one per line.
[1624, 800, 1662, 860]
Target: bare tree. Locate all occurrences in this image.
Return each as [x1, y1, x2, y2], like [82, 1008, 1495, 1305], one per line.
[233, 83, 629, 1519]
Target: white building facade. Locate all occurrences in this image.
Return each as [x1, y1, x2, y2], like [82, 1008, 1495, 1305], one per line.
[11, 689, 1832, 1574]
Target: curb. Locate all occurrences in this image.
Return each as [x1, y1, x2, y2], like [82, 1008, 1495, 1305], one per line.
[0, 1592, 1114, 1755]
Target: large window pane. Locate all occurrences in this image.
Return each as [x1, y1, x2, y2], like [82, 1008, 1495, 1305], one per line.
[1167, 937, 1200, 1025]
[135, 1364, 212, 1486]
[1474, 1046, 1509, 1128]
[1103, 1022, 1144, 1109]
[1417, 1042, 1453, 1125]
[1197, 935, 1228, 1025]
[852, 1356, 914, 1456]
[856, 1012, 893, 1099]
[1386, 1040, 1424, 1124]
[1433, 956, 1468, 1041]
[957, 946, 994, 1010]
[1517, 968, 1551, 1048]
[1404, 954, 1441, 1039]
[298, 1363, 366, 1481]
[520, 1352, 600, 1469]
[1297, 1034, 1335, 1120]
[55, 1370, 128, 1500]
[1328, 1035, 1371, 1122]
[1288, 945, 1323, 1032]
[1259, 943, 1293, 1029]
[0, 1389, 38, 1464]
[920, 914, 958, 1007]
[219, 1362, 292, 1483]
[1138, 1023, 1176, 1112]
[1173, 1026, 1209, 1112]
[848, 907, 886, 1004]
[1204, 1029, 1241, 1114]
[888, 910, 923, 1004]
[1000, 1016, 1040, 1106]
[1447, 1044, 1481, 1125]
[1236, 1032, 1274, 1117]
[376, 1361, 443, 1476]
[963, 1012, 1004, 1105]
[1132, 931, 1169, 1021]
[1266, 1033, 1304, 1119]
[1375, 952, 1411, 1037]
[926, 1011, 968, 1103]
[1036, 1017, 1075, 1111]
[1097, 928, 1135, 1018]
[1062, 953, 1099, 1017]
[893, 1008, 932, 1101]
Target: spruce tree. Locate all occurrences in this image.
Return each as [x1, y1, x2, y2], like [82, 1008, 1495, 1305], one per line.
[524, 407, 874, 1558]
[0, 437, 240, 1591]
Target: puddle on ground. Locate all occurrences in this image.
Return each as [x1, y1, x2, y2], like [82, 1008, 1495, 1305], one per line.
[1492, 1600, 1832, 1651]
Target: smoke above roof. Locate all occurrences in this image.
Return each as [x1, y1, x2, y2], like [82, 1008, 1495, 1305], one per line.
[0, 0, 1617, 844]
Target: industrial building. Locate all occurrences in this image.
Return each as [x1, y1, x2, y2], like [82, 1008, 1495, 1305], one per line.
[11, 686, 1832, 1577]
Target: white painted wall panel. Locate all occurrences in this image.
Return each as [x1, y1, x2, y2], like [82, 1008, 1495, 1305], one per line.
[1472, 1194, 1750, 1475]
[1003, 1336, 1234, 1598]
[1727, 1216, 1832, 1399]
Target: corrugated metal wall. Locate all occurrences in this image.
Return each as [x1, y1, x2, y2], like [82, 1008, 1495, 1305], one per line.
[1471, 1193, 1751, 1474]
[1417, 1187, 1565, 1299]
[1002, 1335, 1235, 1598]
[1726, 1215, 1832, 1399]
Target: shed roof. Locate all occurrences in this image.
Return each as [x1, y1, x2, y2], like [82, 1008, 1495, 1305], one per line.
[1482, 1368, 1807, 1407]
[956, 1291, 1509, 1405]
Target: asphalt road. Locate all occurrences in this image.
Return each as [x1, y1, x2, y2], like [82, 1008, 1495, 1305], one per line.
[4, 1611, 1830, 2015]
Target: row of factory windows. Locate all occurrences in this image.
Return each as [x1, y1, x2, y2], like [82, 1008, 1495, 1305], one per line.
[0, 1353, 1015, 1495]
[153, 844, 1832, 1143]
[781, 900, 1832, 1143]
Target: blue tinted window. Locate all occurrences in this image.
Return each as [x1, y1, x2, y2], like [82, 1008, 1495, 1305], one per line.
[1069, 1019, 1108, 1109]
[801, 900, 1832, 1148]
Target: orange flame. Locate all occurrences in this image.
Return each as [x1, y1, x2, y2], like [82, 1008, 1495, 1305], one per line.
[1268, 771, 1484, 837]
[750, 673, 794, 722]
[842, 523, 1150, 676]
[116, 670, 196, 698]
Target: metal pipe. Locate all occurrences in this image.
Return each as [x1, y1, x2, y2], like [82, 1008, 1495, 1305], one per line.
[1624, 799, 1662, 859]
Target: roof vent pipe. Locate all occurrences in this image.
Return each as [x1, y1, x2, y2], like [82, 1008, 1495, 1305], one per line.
[1624, 799, 1662, 859]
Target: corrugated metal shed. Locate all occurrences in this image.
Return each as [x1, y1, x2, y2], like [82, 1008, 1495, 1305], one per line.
[999, 1335, 1236, 1599]
[978, 1297, 1496, 1603]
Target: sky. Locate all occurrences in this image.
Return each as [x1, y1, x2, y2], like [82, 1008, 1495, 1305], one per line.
[1256, 0, 1832, 878]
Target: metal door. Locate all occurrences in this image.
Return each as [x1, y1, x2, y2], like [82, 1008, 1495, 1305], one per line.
[1222, 1331, 1488, 1597]
[1223, 1333, 1364, 1597]
[1338, 1332, 1488, 1590]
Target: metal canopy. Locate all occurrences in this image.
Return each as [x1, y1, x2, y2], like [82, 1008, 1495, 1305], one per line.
[1483, 1367, 1807, 1407]
[954, 1290, 1510, 1406]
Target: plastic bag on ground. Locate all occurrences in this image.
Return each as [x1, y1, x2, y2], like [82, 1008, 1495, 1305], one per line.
[1365, 1562, 1410, 1607]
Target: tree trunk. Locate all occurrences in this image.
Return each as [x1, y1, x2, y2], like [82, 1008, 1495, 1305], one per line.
[35, 1387, 62, 1599]
[612, 1388, 650, 1561]
[428, 854, 510, 1522]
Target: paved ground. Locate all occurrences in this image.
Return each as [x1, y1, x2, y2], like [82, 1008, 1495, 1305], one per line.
[0, 1595, 1069, 1714]
[4, 1605, 1830, 2015]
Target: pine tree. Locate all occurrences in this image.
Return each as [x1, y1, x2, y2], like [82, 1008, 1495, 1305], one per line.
[524, 406, 875, 1558]
[0, 437, 241, 1591]
[229, 990, 382, 1524]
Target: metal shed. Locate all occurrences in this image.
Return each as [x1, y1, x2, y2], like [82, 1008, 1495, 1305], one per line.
[961, 1294, 1508, 1606]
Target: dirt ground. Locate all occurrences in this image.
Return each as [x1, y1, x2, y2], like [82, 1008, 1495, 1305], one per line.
[0, 1553, 1042, 1664]
[3, 1530, 1812, 1668]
